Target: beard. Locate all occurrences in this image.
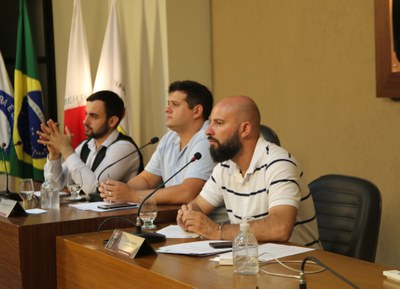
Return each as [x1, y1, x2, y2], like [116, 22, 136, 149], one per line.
[85, 121, 110, 139]
[209, 132, 242, 163]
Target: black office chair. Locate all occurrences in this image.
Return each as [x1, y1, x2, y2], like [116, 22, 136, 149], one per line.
[260, 124, 281, 146]
[309, 174, 381, 262]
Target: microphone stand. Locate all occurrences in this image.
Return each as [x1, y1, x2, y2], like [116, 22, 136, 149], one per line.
[0, 143, 22, 201]
[97, 137, 159, 181]
[89, 137, 159, 202]
[135, 153, 202, 243]
[299, 256, 360, 289]
[0, 145, 10, 197]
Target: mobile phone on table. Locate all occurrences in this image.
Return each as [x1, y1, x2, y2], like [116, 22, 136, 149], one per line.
[209, 241, 233, 249]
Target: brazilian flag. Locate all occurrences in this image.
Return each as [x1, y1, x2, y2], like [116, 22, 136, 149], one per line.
[9, 0, 47, 181]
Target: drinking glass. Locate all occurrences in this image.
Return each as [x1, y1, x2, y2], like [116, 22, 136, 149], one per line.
[19, 178, 34, 209]
[139, 195, 158, 230]
[67, 170, 83, 200]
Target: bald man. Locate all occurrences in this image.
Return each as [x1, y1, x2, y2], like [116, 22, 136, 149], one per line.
[177, 95, 320, 247]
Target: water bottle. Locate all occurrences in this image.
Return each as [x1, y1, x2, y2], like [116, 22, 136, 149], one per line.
[40, 172, 60, 209]
[232, 219, 259, 274]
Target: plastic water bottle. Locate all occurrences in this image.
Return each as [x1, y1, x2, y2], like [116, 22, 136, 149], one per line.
[232, 219, 259, 274]
[40, 172, 60, 209]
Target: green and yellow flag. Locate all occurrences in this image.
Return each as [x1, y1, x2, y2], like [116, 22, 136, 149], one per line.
[9, 0, 47, 181]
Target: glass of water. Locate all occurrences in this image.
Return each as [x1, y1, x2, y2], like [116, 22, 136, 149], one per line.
[19, 178, 34, 209]
[139, 195, 158, 230]
[67, 170, 83, 200]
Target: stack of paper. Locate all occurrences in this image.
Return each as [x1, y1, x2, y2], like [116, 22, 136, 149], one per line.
[69, 202, 137, 212]
[213, 243, 315, 265]
[156, 225, 199, 238]
[157, 240, 232, 256]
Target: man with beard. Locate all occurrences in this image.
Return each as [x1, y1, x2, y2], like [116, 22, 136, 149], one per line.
[177, 95, 320, 247]
[37, 90, 142, 197]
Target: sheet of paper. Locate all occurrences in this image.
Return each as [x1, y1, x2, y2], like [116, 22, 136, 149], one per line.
[156, 225, 199, 238]
[34, 191, 69, 198]
[69, 201, 138, 212]
[211, 243, 315, 265]
[26, 208, 47, 214]
[156, 240, 232, 256]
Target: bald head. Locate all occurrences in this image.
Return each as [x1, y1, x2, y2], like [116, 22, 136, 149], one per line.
[214, 95, 261, 133]
[206, 95, 261, 164]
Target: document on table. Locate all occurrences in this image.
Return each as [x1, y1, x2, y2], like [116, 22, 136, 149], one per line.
[211, 243, 315, 265]
[34, 191, 69, 198]
[25, 208, 47, 214]
[156, 225, 200, 238]
[69, 201, 138, 212]
[156, 240, 232, 256]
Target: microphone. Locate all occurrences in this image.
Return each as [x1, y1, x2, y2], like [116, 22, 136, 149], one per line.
[97, 136, 159, 182]
[0, 141, 23, 201]
[89, 137, 159, 202]
[135, 152, 202, 243]
[299, 256, 359, 289]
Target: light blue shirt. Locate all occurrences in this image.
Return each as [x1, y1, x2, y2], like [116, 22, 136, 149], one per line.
[145, 121, 215, 186]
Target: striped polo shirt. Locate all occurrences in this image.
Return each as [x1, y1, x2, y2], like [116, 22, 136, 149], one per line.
[200, 137, 320, 247]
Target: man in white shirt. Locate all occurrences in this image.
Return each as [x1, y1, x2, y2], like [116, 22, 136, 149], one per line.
[37, 90, 142, 197]
[177, 95, 320, 247]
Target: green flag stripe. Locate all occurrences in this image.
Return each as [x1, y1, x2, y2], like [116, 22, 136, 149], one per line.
[15, 0, 40, 80]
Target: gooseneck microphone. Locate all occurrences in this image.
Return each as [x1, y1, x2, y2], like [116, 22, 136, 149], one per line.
[0, 141, 22, 201]
[299, 256, 359, 289]
[135, 152, 202, 243]
[90, 137, 159, 202]
[97, 136, 159, 182]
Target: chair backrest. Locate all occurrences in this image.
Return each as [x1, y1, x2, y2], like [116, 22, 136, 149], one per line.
[260, 124, 281, 146]
[309, 174, 381, 262]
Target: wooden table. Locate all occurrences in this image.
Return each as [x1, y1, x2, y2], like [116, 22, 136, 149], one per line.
[56, 230, 399, 289]
[0, 203, 179, 289]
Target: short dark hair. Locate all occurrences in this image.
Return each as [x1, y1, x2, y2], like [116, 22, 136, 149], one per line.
[168, 80, 213, 121]
[86, 90, 125, 126]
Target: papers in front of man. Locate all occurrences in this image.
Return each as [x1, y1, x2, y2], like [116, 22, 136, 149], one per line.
[156, 241, 314, 259]
[156, 240, 232, 256]
[156, 225, 200, 239]
[69, 201, 138, 212]
[211, 243, 315, 265]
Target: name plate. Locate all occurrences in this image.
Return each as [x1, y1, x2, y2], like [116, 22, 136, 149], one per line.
[105, 229, 156, 258]
[0, 198, 27, 218]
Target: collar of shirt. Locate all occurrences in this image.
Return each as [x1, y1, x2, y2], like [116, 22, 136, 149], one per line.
[171, 120, 210, 158]
[87, 129, 119, 153]
[224, 137, 268, 178]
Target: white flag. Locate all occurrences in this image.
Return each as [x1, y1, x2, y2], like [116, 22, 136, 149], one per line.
[0, 51, 14, 173]
[64, 0, 92, 148]
[94, 0, 128, 134]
